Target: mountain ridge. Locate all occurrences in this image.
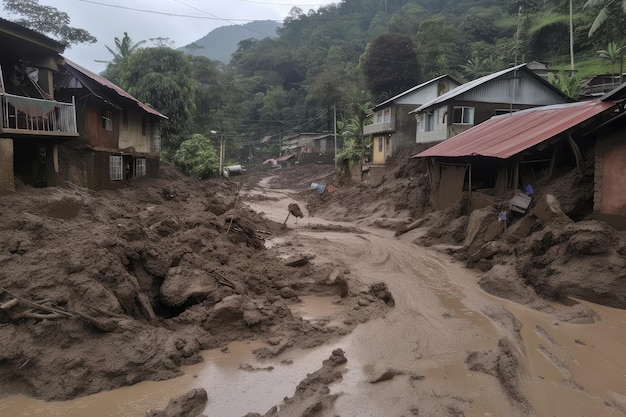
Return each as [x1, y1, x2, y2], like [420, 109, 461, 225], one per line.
[179, 20, 282, 64]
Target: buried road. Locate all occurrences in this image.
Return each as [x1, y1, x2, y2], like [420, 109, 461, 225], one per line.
[1, 174, 626, 417]
[244, 179, 626, 417]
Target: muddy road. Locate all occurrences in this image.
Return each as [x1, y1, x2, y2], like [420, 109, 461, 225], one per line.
[1, 170, 626, 417]
[246, 176, 626, 417]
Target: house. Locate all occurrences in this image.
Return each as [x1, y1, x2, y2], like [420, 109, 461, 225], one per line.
[0, 18, 79, 194]
[413, 99, 622, 213]
[411, 64, 572, 144]
[363, 75, 460, 166]
[54, 59, 167, 189]
[280, 132, 335, 164]
[580, 74, 624, 98]
[593, 83, 626, 229]
[0, 18, 167, 193]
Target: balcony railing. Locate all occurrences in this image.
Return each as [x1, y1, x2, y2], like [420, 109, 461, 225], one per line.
[1, 92, 78, 136]
[363, 121, 394, 136]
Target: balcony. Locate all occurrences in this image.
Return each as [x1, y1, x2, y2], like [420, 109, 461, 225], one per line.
[363, 121, 394, 136]
[1, 92, 78, 137]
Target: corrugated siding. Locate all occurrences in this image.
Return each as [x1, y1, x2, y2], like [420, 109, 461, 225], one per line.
[458, 74, 566, 105]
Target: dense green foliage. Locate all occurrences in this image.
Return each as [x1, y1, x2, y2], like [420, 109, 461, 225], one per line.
[172, 134, 220, 178]
[105, 48, 196, 153]
[95, 0, 626, 176]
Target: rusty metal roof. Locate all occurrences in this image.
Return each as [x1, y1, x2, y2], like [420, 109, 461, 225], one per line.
[414, 100, 617, 160]
[61, 57, 167, 119]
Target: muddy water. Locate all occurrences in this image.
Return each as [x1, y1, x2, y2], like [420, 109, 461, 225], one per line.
[0, 304, 340, 417]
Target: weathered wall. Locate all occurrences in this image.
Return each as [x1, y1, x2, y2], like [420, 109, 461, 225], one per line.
[594, 129, 626, 229]
[0, 138, 14, 194]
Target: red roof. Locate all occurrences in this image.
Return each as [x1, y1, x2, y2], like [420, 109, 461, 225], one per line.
[414, 100, 617, 159]
[61, 57, 167, 119]
[276, 153, 295, 162]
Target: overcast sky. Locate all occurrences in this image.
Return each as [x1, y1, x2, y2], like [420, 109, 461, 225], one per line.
[32, 0, 334, 73]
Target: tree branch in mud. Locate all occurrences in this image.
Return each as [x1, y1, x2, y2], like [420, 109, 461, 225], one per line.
[0, 286, 119, 332]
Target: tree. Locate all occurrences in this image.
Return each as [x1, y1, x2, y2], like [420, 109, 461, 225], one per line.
[362, 33, 421, 100]
[106, 47, 196, 153]
[597, 42, 626, 80]
[97, 32, 146, 64]
[547, 69, 584, 99]
[584, 0, 626, 37]
[2, 0, 96, 46]
[416, 17, 462, 80]
[172, 134, 219, 178]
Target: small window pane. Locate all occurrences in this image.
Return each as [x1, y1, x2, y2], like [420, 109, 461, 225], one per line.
[135, 158, 146, 178]
[110, 156, 123, 180]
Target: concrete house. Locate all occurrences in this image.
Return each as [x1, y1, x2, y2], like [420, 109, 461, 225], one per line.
[0, 18, 79, 194]
[55, 59, 167, 189]
[363, 75, 460, 166]
[413, 99, 622, 213]
[411, 64, 572, 144]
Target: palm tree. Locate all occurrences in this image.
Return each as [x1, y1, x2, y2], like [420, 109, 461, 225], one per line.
[597, 41, 625, 81]
[584, 0, 626, 37]
[96, 32, 146, 64]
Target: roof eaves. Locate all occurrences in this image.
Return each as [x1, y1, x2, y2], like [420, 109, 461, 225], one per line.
[61, 57, 168, 119]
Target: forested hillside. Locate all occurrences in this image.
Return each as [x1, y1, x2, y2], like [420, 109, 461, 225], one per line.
[179, 20, 282, 65]
[82, 0, 626, 173]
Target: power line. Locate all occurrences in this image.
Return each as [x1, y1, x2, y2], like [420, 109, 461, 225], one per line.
[75, 0, 260, 21]
[172, 0, 276, 38]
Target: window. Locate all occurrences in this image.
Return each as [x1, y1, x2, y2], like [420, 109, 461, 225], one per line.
[378, 137, 383, 152]
[420, 111, 434, 132]
[375, 108, 391, 124]
[453, 106, 474, 125]
[425, 112, 434, 131]
[102, 110, 113, 131]
[135, 158, 146, 178]
[109, 156, 123, 180]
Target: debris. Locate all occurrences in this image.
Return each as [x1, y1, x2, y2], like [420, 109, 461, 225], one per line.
[370, 369, 403, 383]
[284, 202, 304, 224]
[285, 257, 309, 267]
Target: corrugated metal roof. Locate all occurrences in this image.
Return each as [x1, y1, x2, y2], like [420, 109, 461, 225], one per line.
[372, 75, 459, 111]
[61, 57, 167, 119]
[413, 100, 617, 160]
[276, 153, 295, 162]
[410, 64, 571, 114]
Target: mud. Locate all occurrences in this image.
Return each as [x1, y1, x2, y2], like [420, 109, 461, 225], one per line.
[0, 164, 390, 403]
[2, 146, 626, 417]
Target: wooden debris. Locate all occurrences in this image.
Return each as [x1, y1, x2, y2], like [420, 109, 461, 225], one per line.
[0, 298, 19, 310]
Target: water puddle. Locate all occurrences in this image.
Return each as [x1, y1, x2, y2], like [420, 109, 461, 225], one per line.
[289, 295, 343, 322]
[0, 298, 348, 417]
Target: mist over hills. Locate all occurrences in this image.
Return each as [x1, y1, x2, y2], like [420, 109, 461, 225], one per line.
[179, 20, 282, 64]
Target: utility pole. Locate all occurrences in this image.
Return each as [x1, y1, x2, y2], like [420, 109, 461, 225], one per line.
[333, 104, 337, 169]
[570, 0, 575, 72]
